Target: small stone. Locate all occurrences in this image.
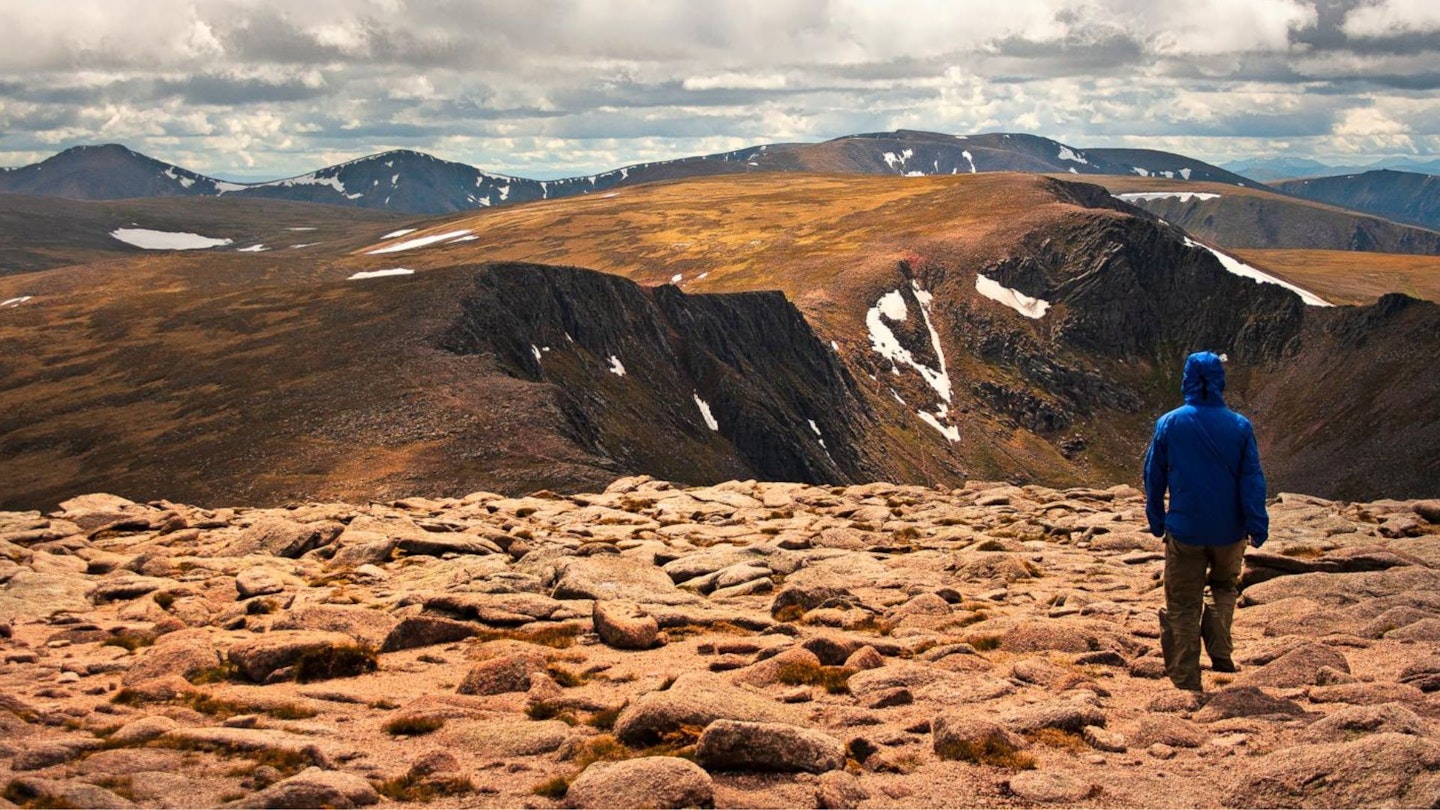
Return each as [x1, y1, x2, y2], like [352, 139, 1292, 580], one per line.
[235, 568, 285, 599]
[1082, 725, 1127, 752]
[457, 651, 548, 696]
[1148, 743, 1177, 760]
[564, 756, 713, 810]
[593, 601, 660, 650]
[1007, 770, 1093, 803]
[844, 646, 885, 670]
[695, 719, 845, 774]
[865, 687, 913, 709]
[815, 770, 868, 809]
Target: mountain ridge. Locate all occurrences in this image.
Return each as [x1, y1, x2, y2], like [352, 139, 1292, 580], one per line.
[0, 131, 1253, 215]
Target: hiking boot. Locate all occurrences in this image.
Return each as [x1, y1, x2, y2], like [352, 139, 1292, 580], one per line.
[1211, 658, 1239, 674]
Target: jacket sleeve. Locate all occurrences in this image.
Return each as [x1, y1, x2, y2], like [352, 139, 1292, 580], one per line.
[1143, 418, 1168, 538]
[1240, 420, 1268, 544]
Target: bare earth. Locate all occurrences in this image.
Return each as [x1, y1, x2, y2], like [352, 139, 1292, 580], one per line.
[2, 478, 1439, 809]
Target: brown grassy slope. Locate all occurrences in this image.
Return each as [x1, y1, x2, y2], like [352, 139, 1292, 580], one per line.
[0, 174, 1113, 508]
[0, 194, 420, 276]
[1227, 249, 1440, 306]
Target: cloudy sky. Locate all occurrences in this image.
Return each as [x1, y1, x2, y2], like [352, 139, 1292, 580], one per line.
[2, 0, 1439, 179]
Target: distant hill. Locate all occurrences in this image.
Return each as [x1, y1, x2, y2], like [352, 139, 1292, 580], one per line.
[0, 132, 1253, 215]
[1225, 156, 1440, 183]
[1087, 176, 1440, 256]
[1272, 170, 1440, 233]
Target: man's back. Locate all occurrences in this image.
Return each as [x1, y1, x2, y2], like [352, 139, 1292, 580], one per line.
[1144, 352, 1268, 546]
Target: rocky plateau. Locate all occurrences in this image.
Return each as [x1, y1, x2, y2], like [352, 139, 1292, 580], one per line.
[2, 477, 1440, 808]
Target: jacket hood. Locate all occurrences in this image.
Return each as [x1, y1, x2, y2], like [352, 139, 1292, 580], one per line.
[1182, 351, 1226, 406]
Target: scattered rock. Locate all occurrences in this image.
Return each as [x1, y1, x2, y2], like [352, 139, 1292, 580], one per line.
[614, 673, 804, 746]
[1223, 734, 1440, 808]
[1007, 770, 1093, 803]
[695, 719, 845, 774]
[564, 756, 714, 809]
[932, 714, 1028, 763]
[456, 650, 548, 696]
[1195, 687, 1308, 723]
[593, 601, 661, 650]
[1298, 702, 1431, 743]
[1234, 642, 1349, 689]
[815, 770, 869, 809]
[227, 630, 367, 683]
[235, 766, 379, 808]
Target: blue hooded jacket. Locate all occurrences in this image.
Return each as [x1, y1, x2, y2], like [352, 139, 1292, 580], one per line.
[1144, 352, 1268, 546]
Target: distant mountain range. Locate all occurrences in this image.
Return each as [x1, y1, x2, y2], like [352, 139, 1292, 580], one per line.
[1272, 170, 1440, 233]
[0, 132, 1255, 215]
[1224, 156, 1440, 183]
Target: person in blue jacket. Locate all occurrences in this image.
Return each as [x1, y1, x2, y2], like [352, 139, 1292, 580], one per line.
[1144, 351, 1268, 691]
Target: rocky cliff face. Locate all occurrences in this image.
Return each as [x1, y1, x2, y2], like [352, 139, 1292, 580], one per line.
[435, 263, 880, 487]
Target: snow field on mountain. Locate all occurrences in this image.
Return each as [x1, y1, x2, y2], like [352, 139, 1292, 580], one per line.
[347, 268, 413, 280]
[365, 229, 473, 254]
[1117, 192, 1220, 202]
[975, 274, 1052, 319]
[109, 228, 233, 250]
[1184, 237, 1332, 306]
[866, 282, 959, 442]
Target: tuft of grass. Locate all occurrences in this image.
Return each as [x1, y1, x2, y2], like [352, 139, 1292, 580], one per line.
[292, 644, 377, 683]
[473, 624, 582, 649]
[185, 693, 317, 721]
[935, 737, 1036, 770]
[368, 698, 400, 710]
[1025, 728, 1088, 753]
[776, 660, 853, 694]
[90, 776, 137, 803]
[376, 774, 473, 803]
[188, 662, 239, 686]
[585, 706, 624, 731]
[154, 737, 315, 777]
[571, 734, 630, 769]
[525, 701, 578, 725]
[772, 604, 806, 623]
[545, 664, 588, 688]
[532, 776, 570, 799]
[383, 715, 444, 736]
[101, 630, 158, 652]
[967, 634, 1002, 652]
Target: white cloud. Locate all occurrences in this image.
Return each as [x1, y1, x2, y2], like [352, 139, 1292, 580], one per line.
[1343, 0, 1440, 37]
[0, 0, 1435, 177]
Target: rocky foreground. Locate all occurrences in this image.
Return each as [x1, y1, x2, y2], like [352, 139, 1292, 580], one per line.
[2, 478, 1440, 809]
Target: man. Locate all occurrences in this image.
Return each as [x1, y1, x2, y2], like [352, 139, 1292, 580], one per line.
[1144, 351, 1268, 692]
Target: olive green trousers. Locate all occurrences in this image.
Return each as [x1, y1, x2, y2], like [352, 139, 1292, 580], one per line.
[1158, 534, 1247, 691]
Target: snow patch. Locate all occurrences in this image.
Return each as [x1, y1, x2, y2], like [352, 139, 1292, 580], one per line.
[1116, 192, 1220, 203]
[975, 275, 1051, 319]
[1132, 167, 1151, 177]
[607, 356, 626, 377]
[694, 394, 719, 431]
[162, 167, 196, 189]
[1057, 145, 1088, 165]
[347, 268, 413, 280]
[531, 345, 543, 363]
[961, 150, 976, 173]
[366, 230, 473, 254]
[2, 296, 32, 308]
[1183, 237, 1332, 307]
[671, 273, 683, 284]
[237, 244, 269, 252]
[110, 228, 233, 250]
[1180, 168, 1192, 180]
[918, 410, 961, 442]
[381, 228, 417, 239]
